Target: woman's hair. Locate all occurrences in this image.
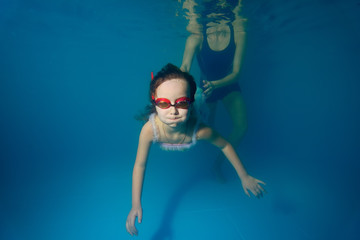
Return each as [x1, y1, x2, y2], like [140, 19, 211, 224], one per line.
[136, 63, 197, 121]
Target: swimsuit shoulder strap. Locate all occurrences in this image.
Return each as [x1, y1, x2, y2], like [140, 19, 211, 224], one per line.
[149, 113, 159, 142]
[191, 119, 200, 145]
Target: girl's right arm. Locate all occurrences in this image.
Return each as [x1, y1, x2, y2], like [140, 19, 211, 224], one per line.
[126, 121, 153, 236]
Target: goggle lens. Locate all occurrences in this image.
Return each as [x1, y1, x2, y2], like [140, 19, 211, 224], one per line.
[154, 97, 192, 109]
[174, 100, 190, 109]
[156, 101, 172, 109]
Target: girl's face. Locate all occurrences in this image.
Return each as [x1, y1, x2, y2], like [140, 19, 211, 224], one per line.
[154, 79, 191, 128]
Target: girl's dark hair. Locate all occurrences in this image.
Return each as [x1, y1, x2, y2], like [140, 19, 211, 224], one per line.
[150, 63, 196, 102]
[136, 63, 197, 121]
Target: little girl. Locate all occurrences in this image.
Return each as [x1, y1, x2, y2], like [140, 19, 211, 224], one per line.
[126, 63, 265, 236]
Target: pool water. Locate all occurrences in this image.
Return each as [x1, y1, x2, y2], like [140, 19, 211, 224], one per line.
[1, 0, 359, 239]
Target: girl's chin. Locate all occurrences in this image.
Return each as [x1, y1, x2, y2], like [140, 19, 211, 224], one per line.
[166, 119, 186, 127]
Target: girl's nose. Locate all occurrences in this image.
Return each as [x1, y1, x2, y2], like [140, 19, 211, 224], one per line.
[169, 106, 179, 114]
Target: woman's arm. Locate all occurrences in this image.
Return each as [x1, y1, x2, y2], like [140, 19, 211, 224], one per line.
[126, 121, 153, 236]
[181, 0, 202, 72]
[197, 124, 265, 197]
[180, 33, 202, 72]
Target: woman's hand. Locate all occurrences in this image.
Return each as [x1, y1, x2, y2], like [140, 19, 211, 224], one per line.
[241, 175, 266, 198]
[202, 80, 215, 98]
[126, 206, 143, 236]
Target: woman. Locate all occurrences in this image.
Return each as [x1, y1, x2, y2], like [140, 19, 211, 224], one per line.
[181, 0, 247, 180]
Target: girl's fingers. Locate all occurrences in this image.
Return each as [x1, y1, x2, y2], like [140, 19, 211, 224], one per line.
[258, 184, 266, 193]
[257, 179, 266, 185]
[243, 186, 250, 197]
[138, 211, 142, 223]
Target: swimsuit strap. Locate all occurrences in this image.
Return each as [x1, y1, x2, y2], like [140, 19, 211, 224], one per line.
[149, 113, 159, 142]
[191, 119, 200, 145]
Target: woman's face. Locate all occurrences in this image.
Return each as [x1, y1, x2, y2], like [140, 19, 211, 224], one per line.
[154, 79, 191, 128]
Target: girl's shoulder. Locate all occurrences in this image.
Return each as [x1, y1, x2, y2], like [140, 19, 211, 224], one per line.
[139, 120, 155, 143]
[195, 123, 216, 141]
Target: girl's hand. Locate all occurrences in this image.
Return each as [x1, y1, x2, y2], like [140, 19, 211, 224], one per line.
[202, 80, 215, 98]
[241, 175, 266, 198]
[126, 206, 143, 236]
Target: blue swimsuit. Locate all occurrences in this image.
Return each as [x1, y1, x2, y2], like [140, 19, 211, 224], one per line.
[197, 23, 241, 102]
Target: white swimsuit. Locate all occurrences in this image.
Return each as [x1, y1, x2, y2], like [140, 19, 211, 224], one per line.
[149, 113, 199, 151]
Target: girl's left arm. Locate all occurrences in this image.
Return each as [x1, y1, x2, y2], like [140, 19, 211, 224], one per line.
[197, 125, 266, 198]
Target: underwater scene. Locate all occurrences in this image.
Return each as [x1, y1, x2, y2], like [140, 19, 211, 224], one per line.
[1, 0, 359, 239]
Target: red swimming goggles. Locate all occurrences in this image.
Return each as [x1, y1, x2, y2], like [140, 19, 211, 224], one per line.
[152, 96, 193, 109]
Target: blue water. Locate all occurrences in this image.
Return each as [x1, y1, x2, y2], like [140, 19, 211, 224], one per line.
[1, 0, 359, 239]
